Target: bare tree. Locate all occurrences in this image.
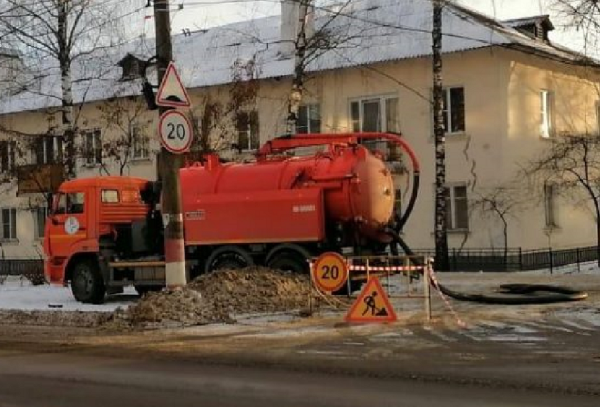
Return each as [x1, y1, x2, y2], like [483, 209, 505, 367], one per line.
[97, 94, 153, 176]
[283, 0, 356, 134]
[525, 134, 600, 265]
[470, 186, 526, 267]
[0, 0, 128, 179]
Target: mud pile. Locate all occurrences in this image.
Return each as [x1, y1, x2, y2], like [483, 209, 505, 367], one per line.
[190, 267, 314, 315]
[114, 267, 315, 328]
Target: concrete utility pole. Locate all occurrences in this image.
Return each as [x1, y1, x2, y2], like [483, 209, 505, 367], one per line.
[432, 0, 449, 271]
[153, 0, 187, 289]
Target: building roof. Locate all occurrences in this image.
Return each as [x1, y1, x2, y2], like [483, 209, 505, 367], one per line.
[0, 0, 594, 116]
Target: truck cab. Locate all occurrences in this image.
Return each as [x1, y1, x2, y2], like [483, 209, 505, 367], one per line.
[44, 176, 160, 303]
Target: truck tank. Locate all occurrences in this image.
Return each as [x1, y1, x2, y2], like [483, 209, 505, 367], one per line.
[179, 144, 395, 243]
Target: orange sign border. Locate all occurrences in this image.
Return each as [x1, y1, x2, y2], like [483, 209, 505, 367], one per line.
[311, 252, 349, 293]
[345, 277, 397, 323]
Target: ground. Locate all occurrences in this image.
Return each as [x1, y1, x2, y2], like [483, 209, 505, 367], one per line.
[0, 264, 599, 405]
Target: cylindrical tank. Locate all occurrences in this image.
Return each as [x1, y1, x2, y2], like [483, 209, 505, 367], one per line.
[180, 145, 395, 235]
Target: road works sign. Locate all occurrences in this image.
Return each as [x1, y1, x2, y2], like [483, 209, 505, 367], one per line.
[345, 277, 397, 323]
[158, 110, 193, 154]
[155, 62, 191, 108]
[311, 252, 349, 293]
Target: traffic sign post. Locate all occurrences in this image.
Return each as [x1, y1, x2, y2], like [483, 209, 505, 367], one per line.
[311, 252, 349, 293]
[158, 110, 193, 154]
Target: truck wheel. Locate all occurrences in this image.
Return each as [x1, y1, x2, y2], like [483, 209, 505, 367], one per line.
[267, 250, 309, 274]
[71, 260, 105, 304]
[205, 246, 253, 273]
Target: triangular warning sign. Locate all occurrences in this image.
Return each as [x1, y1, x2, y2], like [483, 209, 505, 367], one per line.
[156, 62, 191, 108]
[345, 277, 397, 323]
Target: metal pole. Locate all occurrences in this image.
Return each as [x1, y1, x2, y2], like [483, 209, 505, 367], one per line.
[424, 257, 432, 321]
[154, 0, 187, 289]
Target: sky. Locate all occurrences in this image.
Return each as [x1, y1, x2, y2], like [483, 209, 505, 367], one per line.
[134, 0, 587, 54]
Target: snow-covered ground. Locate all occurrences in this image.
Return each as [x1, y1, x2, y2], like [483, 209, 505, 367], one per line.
[0, 276, 137, 312]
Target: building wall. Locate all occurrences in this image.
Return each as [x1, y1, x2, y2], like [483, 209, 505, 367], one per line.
[1, 47, 599, 259]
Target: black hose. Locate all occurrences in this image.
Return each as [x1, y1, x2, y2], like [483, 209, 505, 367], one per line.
[388, 230, 588, 305]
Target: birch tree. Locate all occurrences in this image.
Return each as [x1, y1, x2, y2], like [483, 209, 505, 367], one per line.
[432, 0, 449, 270]
[0, 0, 127, 179]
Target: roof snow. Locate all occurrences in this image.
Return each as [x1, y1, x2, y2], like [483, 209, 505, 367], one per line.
[0, 0, 592, 116]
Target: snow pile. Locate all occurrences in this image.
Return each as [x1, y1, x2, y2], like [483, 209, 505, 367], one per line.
[112, 267, 315, 329]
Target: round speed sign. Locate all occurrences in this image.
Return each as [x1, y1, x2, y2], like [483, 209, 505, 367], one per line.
[158, 110, 193, 154]
[311, 252, 349, 293]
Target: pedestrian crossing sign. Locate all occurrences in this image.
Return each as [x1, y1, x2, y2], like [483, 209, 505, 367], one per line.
[345, 277, 397, 323]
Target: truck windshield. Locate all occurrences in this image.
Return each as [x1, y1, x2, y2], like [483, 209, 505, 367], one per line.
[54, 192, 85, 215]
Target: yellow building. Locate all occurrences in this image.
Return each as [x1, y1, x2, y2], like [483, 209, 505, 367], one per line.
[0, 0, 599, 261]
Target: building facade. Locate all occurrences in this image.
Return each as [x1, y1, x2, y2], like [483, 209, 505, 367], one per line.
[0, 0, 599, 260]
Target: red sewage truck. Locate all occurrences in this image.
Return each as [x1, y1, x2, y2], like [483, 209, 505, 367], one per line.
[43, 133, 420, 303]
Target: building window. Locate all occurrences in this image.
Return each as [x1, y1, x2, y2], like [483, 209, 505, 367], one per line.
[131, 127, 149, 160]
[82, 129, 102, 165]
[235, 111, 259, 151]
[0, 207, 17, 240]
[442, 87, 465, 134]
[445, 184, 469, 230]
[34, 136, 63, 165]
[297, 104, 321, 134]
[540, 90, 555, 138]
[350, 96, 399, 133]
[34, 206, 48, 239]
[544, 183, 558, 228]
[0, 141, 15, 173]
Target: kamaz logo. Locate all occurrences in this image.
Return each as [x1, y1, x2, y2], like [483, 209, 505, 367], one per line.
[293, 205, 316, 213]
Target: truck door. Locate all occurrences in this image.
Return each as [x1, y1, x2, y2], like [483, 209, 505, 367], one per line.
[48, 191, 88, 259]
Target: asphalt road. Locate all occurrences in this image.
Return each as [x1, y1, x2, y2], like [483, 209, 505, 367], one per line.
[0, 352, 598, 407]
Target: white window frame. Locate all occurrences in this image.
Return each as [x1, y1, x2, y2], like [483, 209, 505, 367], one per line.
[540, 90, 555, 138]
[82, 129, 102, 166]
[131, 126, 149, 160]
[442, 86, 466, 135]
[349, 94, 399, 133]
[297, 103, 322, 134]
[445, 184, 469, 231]
[0, 207, 17, 241]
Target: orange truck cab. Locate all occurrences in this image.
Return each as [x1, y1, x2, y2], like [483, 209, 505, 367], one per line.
[44, 176, 163, 303]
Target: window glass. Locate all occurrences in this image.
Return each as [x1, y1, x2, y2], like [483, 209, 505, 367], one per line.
[540, 90, 555, 138]
[309, 104, 321, 134]
[0, 208, 17, 240]
[449, 88, 465, 133]
[35, 206, 48, 238]
[362, 99, 381, 132]
[297, 105, 308, 134]
[385, 97, 399, 133]
[350, 101, 360, 132]
[55, 192, 84, 214]
[101, 190, 119, 203]
[544, 184, 557, 227]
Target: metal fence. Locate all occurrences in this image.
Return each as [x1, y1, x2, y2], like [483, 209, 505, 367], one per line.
[413, 246, 599, 272]
[0, 259, 44, 276]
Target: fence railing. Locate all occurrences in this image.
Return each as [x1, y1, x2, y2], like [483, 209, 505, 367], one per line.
[0, 259, 44, 276]
[413, 246, 599, 272]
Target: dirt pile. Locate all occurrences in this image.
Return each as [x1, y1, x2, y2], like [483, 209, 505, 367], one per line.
[190, 267, 314, 315]
[112, 267, 315, 329]
[0, 310, 110, 327]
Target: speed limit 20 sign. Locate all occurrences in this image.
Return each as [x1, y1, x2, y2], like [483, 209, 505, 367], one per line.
[158, 110, 193, 154]
[311, 252, 349, 293]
